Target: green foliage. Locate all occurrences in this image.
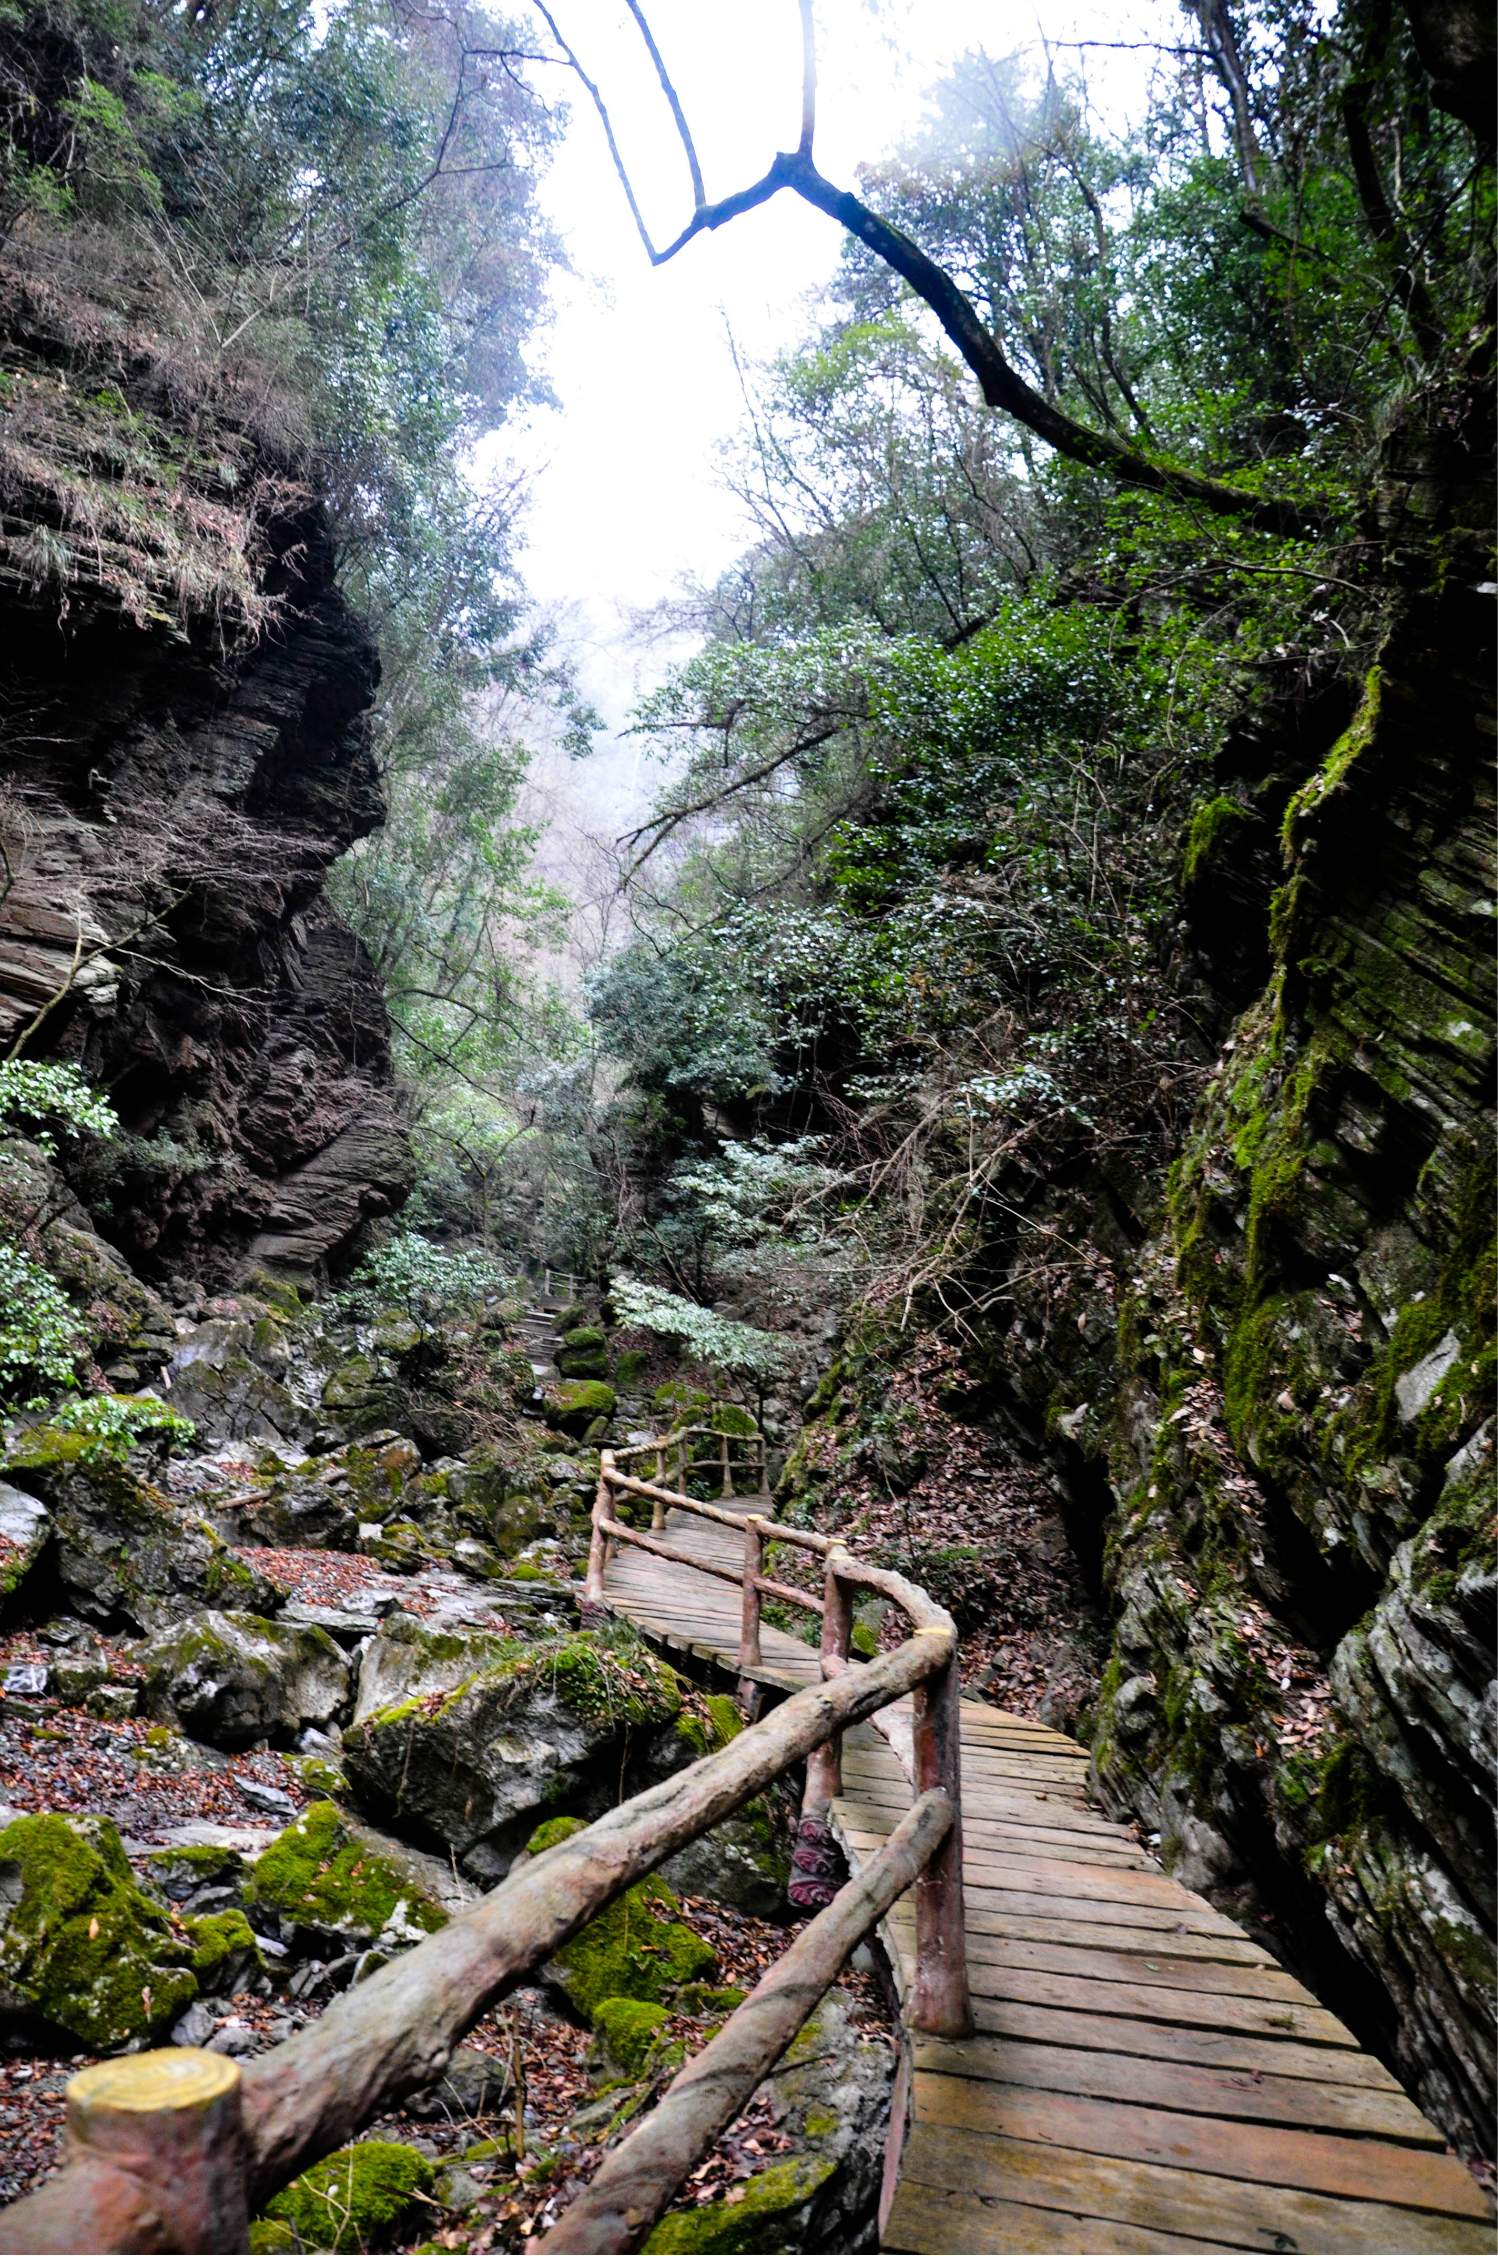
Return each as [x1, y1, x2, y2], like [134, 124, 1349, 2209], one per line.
[246, 1801, 447, 1944]
[338, 1231, 511, 1320]
[0, 1061, 117, 1151]
[0, 1239, 82, 1397]
[38, 1392, 196, 1461]
[609, 1279, 791, 1382]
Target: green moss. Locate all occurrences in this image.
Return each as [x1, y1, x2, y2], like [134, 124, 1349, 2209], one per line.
[593, 1995, 670, 2075]
[246, 1802, 446, 1946]
[247, 2222, 298, 2253]
[802, 2110, 838, 2139]
[1281, 667, 1382, 854]
[546, 1379, 616, 1431]
[526, 1815, 589, 1857]
[1182, 796, 1251, 890]
[548, 1867, 714, 2022]
[675, 1984, 746, 2015]
[643, 2155, 837, 2251]
[0, 1812, 198, 2050]
[187, 1907, 263, 1990]
[261, 2141, 433, 2253]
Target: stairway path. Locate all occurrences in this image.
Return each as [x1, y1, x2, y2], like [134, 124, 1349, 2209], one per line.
[601, 1491, 1495, 2255]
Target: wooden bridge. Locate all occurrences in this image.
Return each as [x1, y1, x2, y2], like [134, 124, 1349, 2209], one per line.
[602, 1475, 1495, 2256]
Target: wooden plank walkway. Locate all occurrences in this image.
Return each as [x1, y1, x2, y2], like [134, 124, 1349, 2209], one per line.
[603, 1493, 1496, 2255]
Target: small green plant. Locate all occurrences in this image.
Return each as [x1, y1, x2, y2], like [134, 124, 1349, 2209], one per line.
[0, 1240, 83, 1395]
[41, 1393, 196, 1461]
[338, 1231, 513, 1321]
[0, 1062, 117, 1152]
[609, 1277, 790, 1381]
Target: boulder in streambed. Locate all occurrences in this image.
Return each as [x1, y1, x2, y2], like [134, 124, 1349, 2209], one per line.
[244, 1799, 448, 1957]
[0, 1810, 255, 2052]
[140, 1609, 349, 1749]
[343, 1622, 689, 1877]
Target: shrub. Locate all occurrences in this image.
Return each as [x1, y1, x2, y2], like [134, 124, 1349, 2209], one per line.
[338, 1232, 512, 1321]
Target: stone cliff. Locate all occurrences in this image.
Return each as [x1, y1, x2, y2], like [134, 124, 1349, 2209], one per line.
[0, 254, 413, 1283]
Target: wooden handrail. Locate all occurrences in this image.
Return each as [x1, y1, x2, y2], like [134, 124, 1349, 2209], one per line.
[0, 1444, 971, 2254]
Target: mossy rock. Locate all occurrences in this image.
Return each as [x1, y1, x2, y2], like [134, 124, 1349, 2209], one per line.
[562, 1327, 607, 1353]
[246, 1801, 447, 1951]
[188, 1907, 263, 1991]
[260, 2140, 433, 2253]
[0, 1812, 198, 2050]
[643, 2155, 837, 2251]
[612, 1349, 650, 1387]
[545, 1379, 616, 1435]
[543, 1858, 714, 2021]
[140, 1609, 348, 1751]
[143, 1842, 246, 1906]
[593, 1995, 670, 2076]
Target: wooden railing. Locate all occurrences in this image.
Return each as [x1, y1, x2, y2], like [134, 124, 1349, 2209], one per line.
[0, 1445, 971, 2256]
[612, 1420, 768, 1503]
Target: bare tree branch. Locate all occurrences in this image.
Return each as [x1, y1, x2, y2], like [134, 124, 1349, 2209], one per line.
[622, 0, 704, 207]
[555, 4, 1326, 542]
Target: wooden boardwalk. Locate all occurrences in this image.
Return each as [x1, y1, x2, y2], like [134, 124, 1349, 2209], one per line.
[603, 1492, 1496, 2255]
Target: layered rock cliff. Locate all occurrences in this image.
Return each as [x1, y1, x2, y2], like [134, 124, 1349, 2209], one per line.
[0, 253, 412, 1284]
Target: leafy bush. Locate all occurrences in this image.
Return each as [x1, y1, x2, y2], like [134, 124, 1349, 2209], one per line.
[0, 1061, 117, 1151]
[339, 1231, 512, 1321]
[0, 1240, 82, 1396]
[609, 1278, 790, 1382]
[42, 1392, 196, 1462]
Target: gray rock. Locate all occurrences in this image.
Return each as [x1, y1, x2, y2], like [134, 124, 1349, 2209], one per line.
[20, 1463, 283, 1634]
[344, 1627, 685, 1872]
[404, 2045, 511, 2124]
[140, 1610, 349, 1750]
[165, 1319, 318, 1446]
[170, 1999, 219, 2048]
[660, 1808, 790, 1919]
[350, 1613, 513, 1729]
[1394, 1330, 1461, 1423]
[0, 1486, 50, 1602]
[240, 1472, 359, 1552]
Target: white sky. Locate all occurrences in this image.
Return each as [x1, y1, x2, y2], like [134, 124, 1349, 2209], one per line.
[498, 0, 1159, 840]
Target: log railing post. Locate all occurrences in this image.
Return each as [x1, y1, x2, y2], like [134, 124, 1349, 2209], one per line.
[0, 2050, 250, 2255]
[803, 1546, 854, 1816]
[737, 1514, 764, 1702]
[909, 1641, 975, 2038]
[584, 1450, 616, 1605]
[719, 1429, 732, 1498]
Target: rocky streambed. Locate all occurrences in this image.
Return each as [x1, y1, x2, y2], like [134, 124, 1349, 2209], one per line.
[0, 1273, 896, 2253]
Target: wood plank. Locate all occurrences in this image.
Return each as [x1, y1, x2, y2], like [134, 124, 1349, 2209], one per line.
[895, 2121, 1496, 2254]
[962, 1965, 1357, 2045]
[954, 1881, 1250, 1939]
[949, 1996, 1405, 2089]
[843, 1825, 1151, 1872]
[907, 1905, 1273, 1965]
[913, 2072, 1489, 2214]
[927, 1931, 1319, 2005]
[935, 1853, 1210, 1906]
[909, 2035, 1446, 2145]
[882, 2182, 1232, 2253]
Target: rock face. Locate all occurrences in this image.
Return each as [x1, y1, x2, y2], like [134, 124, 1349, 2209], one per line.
[140, 1609, 349, 1749]
[0, 267, 413, 1285]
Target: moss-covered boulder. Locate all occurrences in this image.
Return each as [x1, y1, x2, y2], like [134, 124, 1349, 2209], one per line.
[143, 1841, 247, 1910]
[544, 1379, 615, 1436]
[0, 1812, 199, 2050]
[345, 1632, 686, 1877]
[592, 1995, 670, 2077]
[558, 1326, 609, 1379]
[259, 2140, 433, 2253]
[140, 1609, 349, 1750]
[349, 1612, 515, 1729]
[643, 2156, 837, 2253]
[188, 1906, 263, 1992]
[245, 1801, 448, 1954]
[9, 1456, 283, 1633]
[241, 1470, 359, 1553]
[528, 1817, 715, 2020]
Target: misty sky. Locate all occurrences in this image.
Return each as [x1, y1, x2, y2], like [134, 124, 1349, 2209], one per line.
[502, 0, 1161, 835]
